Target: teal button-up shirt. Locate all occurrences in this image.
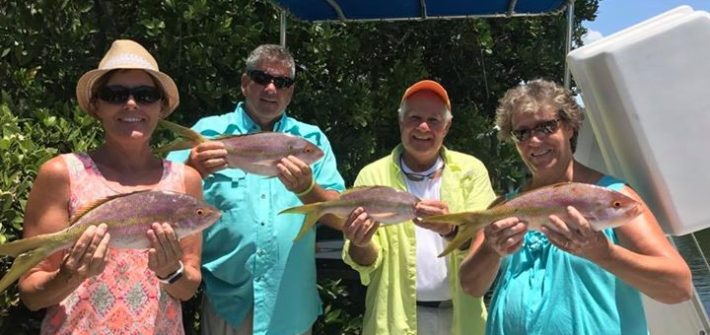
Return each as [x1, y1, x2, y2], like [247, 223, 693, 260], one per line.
[167, 102, 345, 335]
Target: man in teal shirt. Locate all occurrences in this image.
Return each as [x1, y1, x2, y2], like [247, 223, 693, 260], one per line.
[168, 44, 345, 335]
[342, 80, 496, 334]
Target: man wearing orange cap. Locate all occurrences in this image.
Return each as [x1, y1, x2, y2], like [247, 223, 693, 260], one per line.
[342, 80, 495, 334]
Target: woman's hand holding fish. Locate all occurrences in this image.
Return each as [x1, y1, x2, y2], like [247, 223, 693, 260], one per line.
[343, 207, 380, 248]
[277, 155, 314, 196]
[483, 217, 527, 257]
[59, 224, 111, 283]
[188, 141, 228, 177]
[147, 222, 184, 280]
[541, 206, 611, 260]
[413, 200, 455, 237]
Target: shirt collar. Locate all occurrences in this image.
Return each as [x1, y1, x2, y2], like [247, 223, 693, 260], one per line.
[389, 144, 451, 172]
[234, 102, 289, 133]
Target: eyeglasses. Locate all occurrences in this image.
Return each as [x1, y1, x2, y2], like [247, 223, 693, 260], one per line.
[247, 70, 295, 89]
[96, 85, 163, 105]
[510, 118, 561, 143]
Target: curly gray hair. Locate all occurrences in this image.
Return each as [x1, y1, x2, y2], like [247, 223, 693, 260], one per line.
[495, 79, 584, 151]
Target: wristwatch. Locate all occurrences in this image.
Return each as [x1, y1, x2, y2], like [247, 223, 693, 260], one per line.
[157, 260, 184, 285]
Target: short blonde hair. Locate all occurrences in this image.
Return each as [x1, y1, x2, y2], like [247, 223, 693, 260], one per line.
[495, 79, 583, 151]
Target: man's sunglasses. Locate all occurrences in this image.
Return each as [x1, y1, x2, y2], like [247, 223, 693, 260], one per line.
[96, 85, 163, 105]
[247, 70, 295, 89]
[510, 118, 562, 143]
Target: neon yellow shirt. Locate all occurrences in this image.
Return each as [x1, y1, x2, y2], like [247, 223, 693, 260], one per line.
[343, 145, 496, 335]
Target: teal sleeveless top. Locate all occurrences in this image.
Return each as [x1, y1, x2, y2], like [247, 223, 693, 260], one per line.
[486, 176, 648, 335]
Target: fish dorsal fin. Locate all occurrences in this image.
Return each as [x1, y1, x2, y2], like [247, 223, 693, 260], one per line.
[340, 185, 387, 197]
[214, 133, 258, 140]
[511, 181, 574, 200]
[214, 131, 285, 141]
[69, 190, 152, 224]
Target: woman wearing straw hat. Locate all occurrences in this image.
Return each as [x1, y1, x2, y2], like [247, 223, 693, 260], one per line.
[17, 39, 203, 334]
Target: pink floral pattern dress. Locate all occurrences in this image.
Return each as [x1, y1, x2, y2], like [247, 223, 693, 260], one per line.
[40, 153, 186, 335]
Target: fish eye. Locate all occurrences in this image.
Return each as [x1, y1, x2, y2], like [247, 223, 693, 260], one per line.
[612, 201, 622, 208]
[196, 208, 205, 216]
[305, 147, 312, 153]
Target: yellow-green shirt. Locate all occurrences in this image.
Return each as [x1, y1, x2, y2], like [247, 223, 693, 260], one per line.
[342, 145, 496, 335]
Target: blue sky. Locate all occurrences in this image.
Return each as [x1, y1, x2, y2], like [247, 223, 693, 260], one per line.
[582, 0, 710, 43]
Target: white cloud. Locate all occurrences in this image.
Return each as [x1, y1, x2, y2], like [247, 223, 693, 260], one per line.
[582, 29, 604, 45]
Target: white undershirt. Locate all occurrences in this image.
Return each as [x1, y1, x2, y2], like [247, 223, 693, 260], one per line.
[401, 156, 452, 301]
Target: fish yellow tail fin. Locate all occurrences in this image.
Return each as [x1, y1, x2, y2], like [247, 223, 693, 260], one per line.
[424, 212, 492, 257]
[0, 234, 53, 257]
[156, 119, 206, 154]
[0, 242, 60, 294]
[279, 203, 324, 241]
[156, 139, 200, 155]
[438, 224, 481, 257]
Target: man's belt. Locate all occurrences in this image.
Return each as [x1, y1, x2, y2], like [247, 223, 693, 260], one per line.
[416, 300, 452, 308]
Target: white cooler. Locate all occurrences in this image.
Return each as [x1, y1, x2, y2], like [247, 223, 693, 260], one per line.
[568, 5, 710, 236]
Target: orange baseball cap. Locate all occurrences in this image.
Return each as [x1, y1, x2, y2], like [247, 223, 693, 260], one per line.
[401, 79, 451, 110]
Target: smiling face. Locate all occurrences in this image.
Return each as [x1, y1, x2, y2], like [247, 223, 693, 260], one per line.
[511, 105, 575, 178]
[91, 69, 164, 144]
[241, 59, 295, 130]
[399, 90, 451, 170]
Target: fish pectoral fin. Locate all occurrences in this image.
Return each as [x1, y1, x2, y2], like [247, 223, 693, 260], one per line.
[372, 211, 398, 220]
[0, 244, 56, 294]
[252, 159, 275, 167]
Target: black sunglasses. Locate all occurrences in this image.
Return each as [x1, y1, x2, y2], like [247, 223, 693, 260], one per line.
[247, 70, 295, 89]
[96, 85, 163, 105]
[510, 118, 562, 143]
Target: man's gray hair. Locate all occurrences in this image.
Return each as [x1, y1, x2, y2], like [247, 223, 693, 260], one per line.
[397, 99, 453, 121]
[245, 44, 296, 78]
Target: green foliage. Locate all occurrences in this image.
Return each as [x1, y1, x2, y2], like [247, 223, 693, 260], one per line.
[315, 279, 363, 335]
[0, 0, 599, 333]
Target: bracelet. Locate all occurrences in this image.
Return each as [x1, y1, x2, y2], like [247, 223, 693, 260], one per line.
[440, 225, 458, 240]
[295, 179, 316, 197]
[157, 260, 184, 285]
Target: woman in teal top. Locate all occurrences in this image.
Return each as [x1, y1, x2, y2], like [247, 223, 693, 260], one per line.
[459, 79, 692, 335]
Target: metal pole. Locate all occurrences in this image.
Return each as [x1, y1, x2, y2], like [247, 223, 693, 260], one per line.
[563, 0, 575, 89]
[280, 9, 287, 47]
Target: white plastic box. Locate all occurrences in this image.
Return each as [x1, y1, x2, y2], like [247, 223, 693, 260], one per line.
[568, 6, 710, 236]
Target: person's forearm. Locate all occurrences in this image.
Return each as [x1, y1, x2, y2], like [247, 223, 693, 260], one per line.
[20, 269, 85, 311]
[162, 265, 201, 301]
[348, 241, 378, 266]
[459, 243, 502, 297]
[593, 243, 692, 304]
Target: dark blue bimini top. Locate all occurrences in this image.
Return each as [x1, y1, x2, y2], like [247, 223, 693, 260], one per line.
[271, 0, 568, 22]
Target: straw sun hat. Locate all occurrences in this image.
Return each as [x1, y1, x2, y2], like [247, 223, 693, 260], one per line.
[75, 39, 179, 115]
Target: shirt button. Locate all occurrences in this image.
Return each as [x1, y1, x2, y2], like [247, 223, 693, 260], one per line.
[261, 194, 266, 199]
[260, 222, 265, 226]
